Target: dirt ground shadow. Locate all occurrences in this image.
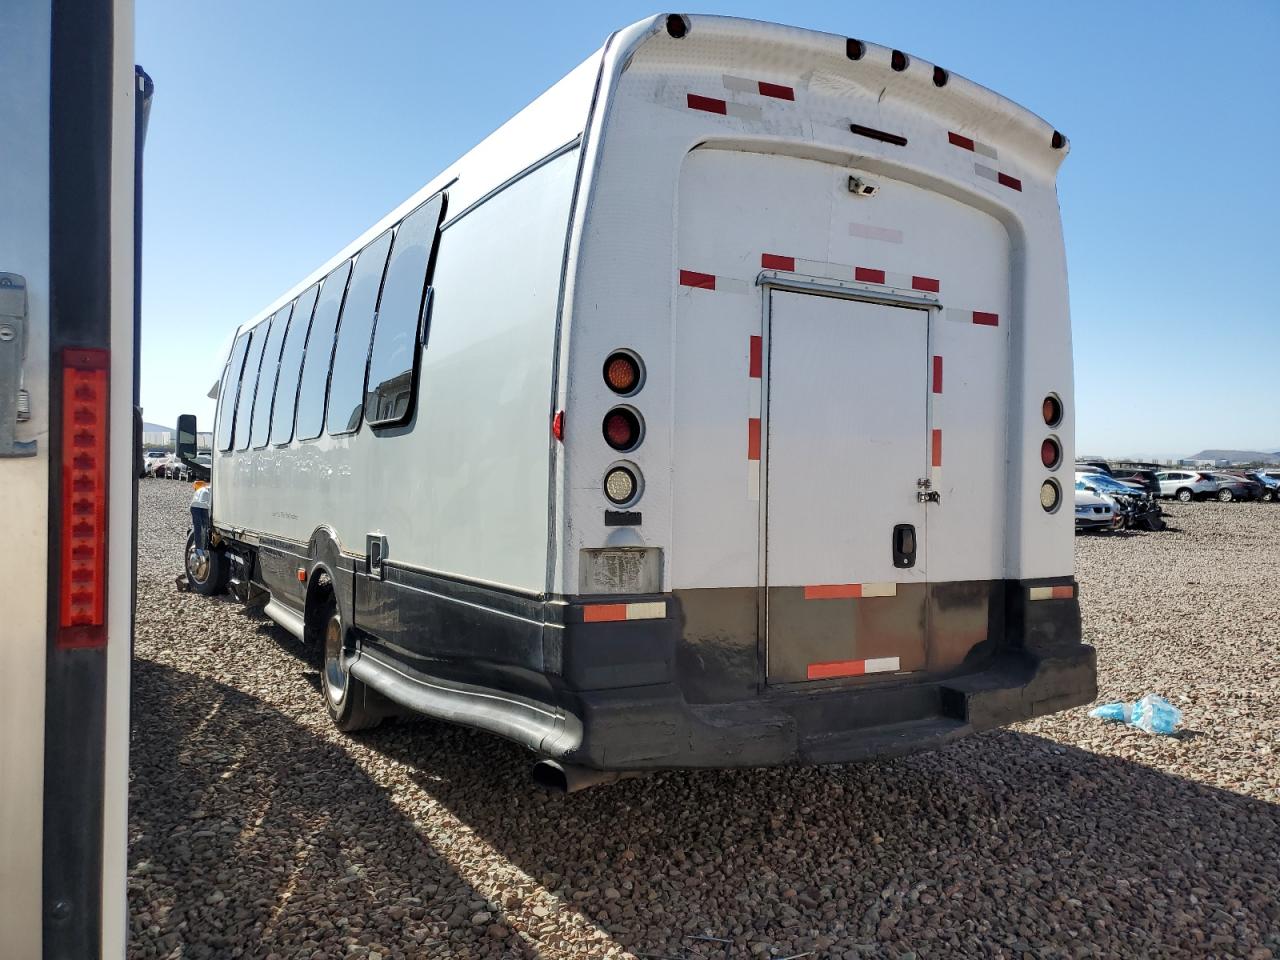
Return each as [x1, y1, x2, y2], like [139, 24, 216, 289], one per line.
[128, 658, 543, 960]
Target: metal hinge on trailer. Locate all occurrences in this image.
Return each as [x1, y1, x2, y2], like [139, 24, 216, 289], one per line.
[916, 477, 940, 504]
[0, 273, 35, 458]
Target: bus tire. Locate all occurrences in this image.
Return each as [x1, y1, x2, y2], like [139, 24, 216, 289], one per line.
[184, 530, 227, 596]
[319, 596, 383, 733]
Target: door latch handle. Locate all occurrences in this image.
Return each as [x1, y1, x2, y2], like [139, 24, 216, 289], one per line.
[892, 523, 917, 568]
[916, 490, 940, 504]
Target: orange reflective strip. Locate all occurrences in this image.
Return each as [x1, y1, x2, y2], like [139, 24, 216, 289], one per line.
[804, 583, 863, 600]
[807, 659, 866, 680]
[583, 604, 628, 623]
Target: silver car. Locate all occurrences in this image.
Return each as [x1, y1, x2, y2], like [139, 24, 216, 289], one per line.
[1154, 470, 1218, 502]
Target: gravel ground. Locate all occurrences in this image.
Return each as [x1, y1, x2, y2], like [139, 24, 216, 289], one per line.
[129, 482, 1279, 959]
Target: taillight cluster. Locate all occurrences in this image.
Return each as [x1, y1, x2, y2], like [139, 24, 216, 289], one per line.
[602, 350, 645, 506]
[1039, 393, 1064, 512]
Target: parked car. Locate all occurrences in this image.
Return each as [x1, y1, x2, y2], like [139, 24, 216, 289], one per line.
[1153, 470, 1219, 502]
[1247, 470, 1279, 502]
[1075, 459, 1113, 476]
[1076, 471, 1164, 531]
[1074, 482, 1115, 533]
[149, 454, 184, 479]
[141, 450, 168, 477]
[1209, 473, 1263, 502]
[1112, 469, 1161, 497]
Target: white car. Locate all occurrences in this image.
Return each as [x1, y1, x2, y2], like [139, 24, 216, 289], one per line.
[1154, 470, 1218, 502]
[1074, 482, 1115, 532]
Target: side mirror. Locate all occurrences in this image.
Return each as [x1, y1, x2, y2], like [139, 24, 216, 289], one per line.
[176, 414, 198, 461]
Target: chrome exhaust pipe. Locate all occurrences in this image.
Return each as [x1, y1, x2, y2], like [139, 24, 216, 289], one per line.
[531, 759, 644, 794]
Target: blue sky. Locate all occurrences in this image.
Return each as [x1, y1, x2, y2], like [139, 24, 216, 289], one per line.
[137, 2, 1280, 458]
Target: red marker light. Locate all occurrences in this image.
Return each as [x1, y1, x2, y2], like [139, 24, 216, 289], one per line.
[603, 409, 641, 451]
[1040, 437, 1061, 470]
[58, 348, 109, 648]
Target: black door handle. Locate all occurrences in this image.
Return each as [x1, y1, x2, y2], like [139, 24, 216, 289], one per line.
[892, 523, 916, 568]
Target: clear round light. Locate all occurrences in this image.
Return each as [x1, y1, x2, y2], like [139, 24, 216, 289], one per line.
[1040, 479, 1061, 512]
[604, 467, 636, 505]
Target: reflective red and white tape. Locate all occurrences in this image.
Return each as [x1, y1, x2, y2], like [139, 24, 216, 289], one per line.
[807, 657, 901, 680]
[748, 334, 762, 500]
[1028, 585, 1075, 601]
[803, 582, 899, 599]
[583, 601, 668, 623]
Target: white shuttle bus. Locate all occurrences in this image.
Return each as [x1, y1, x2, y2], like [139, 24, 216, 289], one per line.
[182, 14, 1094, 790]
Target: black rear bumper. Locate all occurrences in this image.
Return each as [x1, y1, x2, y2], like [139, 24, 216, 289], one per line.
[553, 583, 1093, 769]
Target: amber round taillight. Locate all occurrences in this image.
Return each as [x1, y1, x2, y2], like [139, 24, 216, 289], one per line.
[1042, 394, 1063, 427]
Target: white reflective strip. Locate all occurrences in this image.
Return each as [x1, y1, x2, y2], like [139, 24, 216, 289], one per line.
[748, 378, 762, 416]
[721, 74, 757, 94]
[860, 582, 898, 598]
[747, 461, 760, 501]
[714, 277, 752, 295]
[942, 308, 970, 324]
[973, 140, 998, 160]
[795, 257, 842, 280]
[863, 657, 901, 673]
[625, 601, 667, 621]
[849, 222, 904, 244]
[724, 101, 763, 121]
[1028, 587, 1056, 601]
[931, 465, 942, 488]
[974, 163, 1000, 183]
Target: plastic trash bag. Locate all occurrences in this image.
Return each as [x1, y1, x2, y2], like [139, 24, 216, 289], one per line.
[1089, 694, 1181, 735]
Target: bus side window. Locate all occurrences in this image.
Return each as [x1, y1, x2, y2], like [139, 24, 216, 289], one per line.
[214, 331, 252, 452]
[295, 261, 352, 442]
[326, 230, 393, 436]
[364, 193, 445, 427]
[249, 304, 292, 449]
[270, 283, 319, 446]
[234, 315, 272, 451]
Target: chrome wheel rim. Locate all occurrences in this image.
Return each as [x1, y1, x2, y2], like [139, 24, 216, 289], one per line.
[323, 616, 347, 706]
[186, 542, 209, 584]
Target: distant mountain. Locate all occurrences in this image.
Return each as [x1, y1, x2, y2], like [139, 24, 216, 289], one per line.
[1186, 449, 1280, 464]
[142, 421, 173, 434]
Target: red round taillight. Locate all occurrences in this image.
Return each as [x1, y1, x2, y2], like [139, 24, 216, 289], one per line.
[603, 408, 642, 451]
[1041, 437, 1061, 470]
[604, 352, 641, 395]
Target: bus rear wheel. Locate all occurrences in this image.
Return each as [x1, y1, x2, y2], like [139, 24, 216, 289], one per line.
[319, 598, 384, 733]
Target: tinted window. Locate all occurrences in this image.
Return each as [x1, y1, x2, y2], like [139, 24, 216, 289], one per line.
[295, 261, 352, 441]
[249, 304, 292, 449]
[234, 318, 272, 451]
[327, 230, 393, 435]
[365, 195, 445, 426]
[215, 331, 252, 452]
[270, 283, 319, 445]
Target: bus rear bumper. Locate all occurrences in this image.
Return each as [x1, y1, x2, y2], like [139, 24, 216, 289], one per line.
[554, 585, 1094, 770]
[559, 647, 1095, 769]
